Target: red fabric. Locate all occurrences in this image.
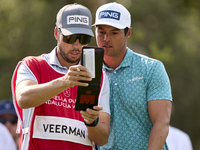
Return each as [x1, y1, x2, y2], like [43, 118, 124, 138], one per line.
[12, 56, 94, 150]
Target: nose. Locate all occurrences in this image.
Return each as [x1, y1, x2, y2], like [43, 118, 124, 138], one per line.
[103, 34, 110, 42]
[72, 39, 81, 48]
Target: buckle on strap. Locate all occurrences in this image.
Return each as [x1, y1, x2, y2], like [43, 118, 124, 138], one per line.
[22, 127, 29, 134]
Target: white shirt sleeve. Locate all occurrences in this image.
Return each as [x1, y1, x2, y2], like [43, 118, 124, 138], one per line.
[166, 126, 193, 150]
[16, 62, 37, 85]
[98, 71, 110, 115]
[0, 123, 17, 150]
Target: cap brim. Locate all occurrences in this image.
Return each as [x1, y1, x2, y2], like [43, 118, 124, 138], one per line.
[92, 21, 125, 29]
[60, 28, 94, 37]
[0, 110, 16, 116]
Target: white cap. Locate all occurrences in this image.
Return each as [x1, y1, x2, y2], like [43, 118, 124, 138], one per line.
[93, 2, 131, 29]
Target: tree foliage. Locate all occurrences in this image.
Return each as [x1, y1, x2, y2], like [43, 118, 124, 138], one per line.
[0, 0, 200, 149]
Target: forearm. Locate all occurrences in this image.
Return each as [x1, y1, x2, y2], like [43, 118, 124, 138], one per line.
[16, 77, 68, 108]
[16, 65, 92, 109]
[148, 122, 169, 150]
[87, 121, 110, 146]
[148, 100, 172, 150]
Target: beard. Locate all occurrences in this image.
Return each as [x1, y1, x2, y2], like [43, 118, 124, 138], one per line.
[58, 47, 81, 64]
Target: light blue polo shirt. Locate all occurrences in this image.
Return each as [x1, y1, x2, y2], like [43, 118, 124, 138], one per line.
[101, 48, 172, 150]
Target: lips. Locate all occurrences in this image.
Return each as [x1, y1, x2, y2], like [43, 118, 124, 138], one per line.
[102, 44, 112, 49]
[70, 51, 81, 57]
[71, 51, 79, 55]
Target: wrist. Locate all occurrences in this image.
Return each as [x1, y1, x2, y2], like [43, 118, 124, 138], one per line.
[84, 117, 99, 127]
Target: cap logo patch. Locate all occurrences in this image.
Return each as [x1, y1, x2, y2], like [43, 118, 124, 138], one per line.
[67, 15, 89, 25]
[99, 10, 120, 20]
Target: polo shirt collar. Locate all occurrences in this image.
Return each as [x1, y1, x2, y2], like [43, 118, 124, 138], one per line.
[48, 47, 67, 69]
[103, 47, 133, 71]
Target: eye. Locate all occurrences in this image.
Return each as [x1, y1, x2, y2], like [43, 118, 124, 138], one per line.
[112, 32, 118, 35]
[97, 30, 106, 35]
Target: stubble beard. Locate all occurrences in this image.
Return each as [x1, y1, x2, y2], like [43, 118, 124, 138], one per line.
[58, 47, 81, 64]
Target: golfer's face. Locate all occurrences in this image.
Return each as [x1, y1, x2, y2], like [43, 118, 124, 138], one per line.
[95, 25, 127, 57]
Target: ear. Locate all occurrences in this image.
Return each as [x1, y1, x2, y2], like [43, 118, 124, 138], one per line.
[126, 27, 132, 38]
[54, 27, 60, 40]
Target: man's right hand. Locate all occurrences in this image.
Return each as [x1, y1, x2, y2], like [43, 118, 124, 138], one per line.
[62, 65, 92, 88]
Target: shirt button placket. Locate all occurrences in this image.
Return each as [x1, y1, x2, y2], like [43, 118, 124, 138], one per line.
[113, 70, 117, 86]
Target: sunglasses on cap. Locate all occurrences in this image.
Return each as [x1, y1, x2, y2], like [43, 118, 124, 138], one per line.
[0, 117, 18, 125]
[57, 28, 91, 45]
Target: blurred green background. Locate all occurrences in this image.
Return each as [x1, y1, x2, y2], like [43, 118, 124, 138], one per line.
[0, 0, 200, 149]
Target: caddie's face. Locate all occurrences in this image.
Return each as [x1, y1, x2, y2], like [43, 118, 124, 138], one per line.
[58, 35, 83, 64]
[95, 25, 127, 57]
[54, 27, 88, 66]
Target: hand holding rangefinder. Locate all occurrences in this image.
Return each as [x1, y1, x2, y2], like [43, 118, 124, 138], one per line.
[75, 46, 104, 111]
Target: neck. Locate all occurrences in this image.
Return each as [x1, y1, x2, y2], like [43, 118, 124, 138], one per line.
[104, 47, 127, 70]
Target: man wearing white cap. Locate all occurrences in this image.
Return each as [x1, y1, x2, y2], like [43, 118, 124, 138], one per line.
[94, 2, 172, 150]
[11, 3, 110, 150]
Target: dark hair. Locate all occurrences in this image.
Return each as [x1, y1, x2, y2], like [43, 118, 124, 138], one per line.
[124, 27, 129, 36]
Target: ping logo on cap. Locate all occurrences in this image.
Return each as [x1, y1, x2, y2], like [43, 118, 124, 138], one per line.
[67, 15, 89, 25]
[99, 10, 120, 20]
